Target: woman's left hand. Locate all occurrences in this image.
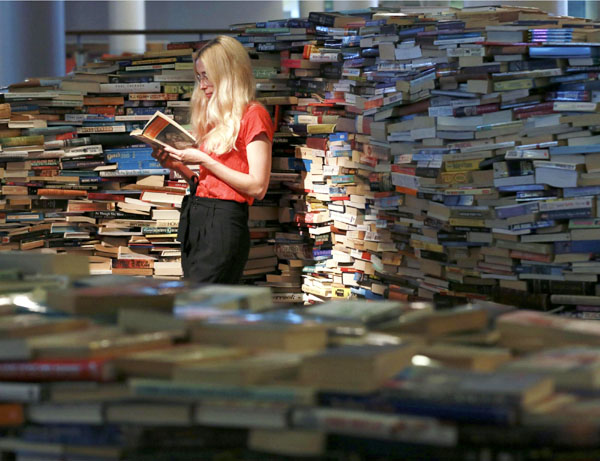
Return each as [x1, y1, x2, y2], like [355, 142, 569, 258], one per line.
[163, 146, 212, 165]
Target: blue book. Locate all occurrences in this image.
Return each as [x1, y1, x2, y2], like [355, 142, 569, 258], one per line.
[530, 46, 596, 58]
[377, 396, 517, 425]
[318, 390, 516, 425]
[11, 104, 40, 112]
[99, 168, 170, 177]
[105, 153, 155, 163]
[550, 144, 600, 155]
[555, 240, 600, 254]
[21, 424, 124, 445]
[24, 126, 77, 136]
[114, 160, 162, 170]
[541, 208, 592, 220]
[126, 107, 168, 116]
[329, 132, 349, 142]
[564, 186, 600, 197]
[510, 220, 555, 231]
[104, 148, 154, 161]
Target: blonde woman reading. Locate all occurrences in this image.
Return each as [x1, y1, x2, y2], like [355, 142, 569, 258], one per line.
[153, 35, 273, 283]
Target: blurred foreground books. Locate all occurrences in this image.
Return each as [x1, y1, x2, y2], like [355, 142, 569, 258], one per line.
[1, 258, 600, 460]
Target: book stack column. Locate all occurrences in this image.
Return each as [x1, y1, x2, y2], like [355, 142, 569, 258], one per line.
[233, 5, 600, 310]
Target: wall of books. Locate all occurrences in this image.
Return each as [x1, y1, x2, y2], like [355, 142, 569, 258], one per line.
[2, 4, 600, 309]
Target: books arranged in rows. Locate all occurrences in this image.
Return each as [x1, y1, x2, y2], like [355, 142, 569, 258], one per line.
[231, 4, 600, 308]
[4, 268, 600, 458]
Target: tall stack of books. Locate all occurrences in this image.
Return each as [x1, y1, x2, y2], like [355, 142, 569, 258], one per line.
[230, 4, 600, 309]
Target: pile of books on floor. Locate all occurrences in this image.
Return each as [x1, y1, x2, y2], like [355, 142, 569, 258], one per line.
[3, 253, 600, 459]
[233, 4, 600, 309]
[0, 46, 197, 278]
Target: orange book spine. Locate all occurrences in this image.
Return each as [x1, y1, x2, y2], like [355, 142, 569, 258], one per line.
[0, 404, 24, 426]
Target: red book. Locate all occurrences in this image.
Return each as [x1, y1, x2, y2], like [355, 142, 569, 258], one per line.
[391, 165, 417, 175]
[31, 166, 60, 171]
[515, 109, 555, 120]
[373, 191, 395, 198]
[513, 102, 554, 114]
[87, 193, 126, 202]
[487, 45, 528, 55]
[57, 131, 76, 140]
[112, 259, 154, 269]
[0, 358, 115, 382]
[395, 186, 418, 196]
[306, 137, 328, 151]
[509, 250, 553, 263]
[37, 189, 88, 197]
[453, 103, 499, 117]
[395, 99, 430, 117]
[88, 106, 117, 116]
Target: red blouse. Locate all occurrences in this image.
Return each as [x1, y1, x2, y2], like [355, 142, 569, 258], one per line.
[195, 103, 274, 205]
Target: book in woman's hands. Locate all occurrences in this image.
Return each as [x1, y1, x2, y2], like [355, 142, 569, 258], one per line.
[130, 111, 196, 150]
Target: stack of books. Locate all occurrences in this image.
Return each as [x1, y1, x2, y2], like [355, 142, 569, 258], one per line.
[232, 4, 600, 309]
[0, 46, 198, 277]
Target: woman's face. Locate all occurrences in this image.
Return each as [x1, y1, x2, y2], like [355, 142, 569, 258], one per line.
[195, 59, 214, 99]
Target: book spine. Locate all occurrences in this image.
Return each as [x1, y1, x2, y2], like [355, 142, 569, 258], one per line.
[0, 382, 43, 402]
[112, 259, 153, 269]
[0, 359, 115, 382]
[291, 406, 458, 447]
[99, 168, 170, 177]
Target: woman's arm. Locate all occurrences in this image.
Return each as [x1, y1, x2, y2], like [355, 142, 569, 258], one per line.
[163, 132, 272, 200]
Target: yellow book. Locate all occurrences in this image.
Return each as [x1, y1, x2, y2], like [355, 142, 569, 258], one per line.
[440, 171, 472, 184]
[307, 124, 336, 135]
[143, 48, 193, 58]
[162, 83, 194, 94]
[444, 159, 482, 172]
[410, 239, 444, 253]
[130, 57, 177, 66]
[174, 62, 195, 70]
[0, 135, 44, 148]
[449, 217, 487, 227]
[493, 78, 533, 92]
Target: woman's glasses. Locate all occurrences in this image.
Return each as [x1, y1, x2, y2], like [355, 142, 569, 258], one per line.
[195, 72, 211, 85]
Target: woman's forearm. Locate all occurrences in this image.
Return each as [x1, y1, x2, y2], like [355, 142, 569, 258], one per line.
[174, 163, 199, 187]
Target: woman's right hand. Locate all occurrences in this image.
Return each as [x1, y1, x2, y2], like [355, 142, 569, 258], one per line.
[152, 147, 185, 171]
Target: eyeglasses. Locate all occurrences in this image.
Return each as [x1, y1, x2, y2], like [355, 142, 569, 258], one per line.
[195, 72, 211, 85]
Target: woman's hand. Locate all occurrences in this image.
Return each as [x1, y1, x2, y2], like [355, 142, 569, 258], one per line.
[151, 147, 186, 171]
[162, 145, 213, 166]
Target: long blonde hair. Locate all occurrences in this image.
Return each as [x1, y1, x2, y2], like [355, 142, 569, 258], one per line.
[190, 35, 255, 155]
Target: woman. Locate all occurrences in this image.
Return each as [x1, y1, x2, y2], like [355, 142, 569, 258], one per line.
[153, 35, 273, 284]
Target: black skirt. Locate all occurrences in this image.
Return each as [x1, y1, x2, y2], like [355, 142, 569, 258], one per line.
[177, 192, 250, 284]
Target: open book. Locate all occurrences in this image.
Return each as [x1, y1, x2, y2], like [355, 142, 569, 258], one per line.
[130, 111, 196, 150]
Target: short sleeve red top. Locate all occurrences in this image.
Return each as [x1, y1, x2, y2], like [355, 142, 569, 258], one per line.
[195, 103, 274, 205]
